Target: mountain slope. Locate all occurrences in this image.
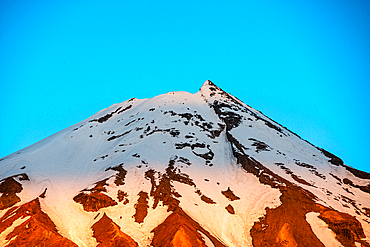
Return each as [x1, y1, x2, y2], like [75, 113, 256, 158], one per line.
[0, 80, 369, 246]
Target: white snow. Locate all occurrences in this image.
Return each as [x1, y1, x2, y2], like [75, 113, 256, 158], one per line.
[306, 212, 343, 247]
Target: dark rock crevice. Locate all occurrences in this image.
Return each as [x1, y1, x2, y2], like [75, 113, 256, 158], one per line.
[342, 178, 370, 195]
[90, 105, 132, 123]
[275, 163, 315, 187]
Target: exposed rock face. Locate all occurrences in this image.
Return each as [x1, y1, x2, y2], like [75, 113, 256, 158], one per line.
[251, 187, 325, 247]
[0, 198, 77, 246]
[319, 210, 367, 247]
[151, 209, 227, 247]
[73, 179, 118, 212]
[225, 204, 235, 214]
[200, 195, 216, 204]
[221, 187, 240, 201]
[92, 213, 138, 247]
[0, 177, 22, 210]
[0, 174, 29, 210]
[0, 80, 369, 246]
[133, 191, 149, 223]
[117, 190, 129, 204]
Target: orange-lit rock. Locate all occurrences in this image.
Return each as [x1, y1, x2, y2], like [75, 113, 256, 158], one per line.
[319, 210, 366, 247]
[227, 130, 369, 247]
[0, 198, 77, 246]
[225, 204, 235, 214]
[92, 213, 138, 247]
[251, 187, 325, 247]
[171, 227, 201, 247]
[151, 209, 227, 247]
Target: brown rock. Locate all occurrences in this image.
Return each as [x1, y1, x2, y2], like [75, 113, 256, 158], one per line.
[92, 213, 138, 247]
[151, 209, 227, 247]
[133, 191, 149, 223]
[250, 187, 325, 247]
[225, 204, 235, 214]
[200, 195, 216, 204]
[221, 187, 240, 201]
[144, 165, 192, 212]
[0, 177, 22, 210]
[319, 210, 366, 246]
[291, 174, 313, 187]
[105, 164, 127, 186]
[364, 207, 370, 217]
[117, 190, 129, 204]
[73, 192, 117, 212]
[0, 198, 77, 246]
[73, 178, 118, 212]
[39, 188, 47, 198]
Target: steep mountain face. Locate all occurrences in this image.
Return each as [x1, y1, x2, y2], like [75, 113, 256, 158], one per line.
[0, 80, 369, 247]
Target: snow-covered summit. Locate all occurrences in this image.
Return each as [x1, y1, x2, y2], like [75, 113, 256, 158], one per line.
[0, 81, 369, 247]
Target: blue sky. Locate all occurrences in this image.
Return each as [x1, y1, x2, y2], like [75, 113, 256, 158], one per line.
[1, 0, 369, 172]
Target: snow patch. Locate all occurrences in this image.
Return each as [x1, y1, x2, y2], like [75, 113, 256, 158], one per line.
[306, 212, 343, 247]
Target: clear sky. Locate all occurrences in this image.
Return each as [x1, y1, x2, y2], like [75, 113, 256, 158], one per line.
[1, 0, 369, 172]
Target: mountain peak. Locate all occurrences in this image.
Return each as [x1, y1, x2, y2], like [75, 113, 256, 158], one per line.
[1, 81, 369, 246]
[200, 80, 221, 91]
[198, 80, 228, 101]
[201, 79, 214, 88]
